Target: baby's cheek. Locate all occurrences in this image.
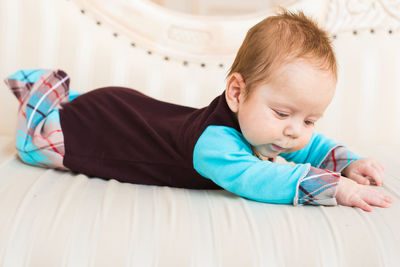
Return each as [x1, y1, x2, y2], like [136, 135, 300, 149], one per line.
[295, 142, 308, 151]
[243, 126, 274, 146]
[286, 144, 305, 153]
[287, 135, 312, 153]
[241, 116, 278, 145]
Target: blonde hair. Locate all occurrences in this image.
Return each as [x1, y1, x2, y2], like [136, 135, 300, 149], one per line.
[227, 8, 337, 98]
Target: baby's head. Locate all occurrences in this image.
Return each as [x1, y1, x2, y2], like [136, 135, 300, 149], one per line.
[225, 9, 337, 158]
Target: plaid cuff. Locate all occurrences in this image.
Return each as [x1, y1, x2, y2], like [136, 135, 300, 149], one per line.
[5, 69, 70, 170]
[318, 146, 360, 173]
[294, 167, 340, 206]
[5, 69, 48, 105]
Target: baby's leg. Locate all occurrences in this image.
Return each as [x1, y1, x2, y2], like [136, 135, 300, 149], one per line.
[5, 69, 71, 170]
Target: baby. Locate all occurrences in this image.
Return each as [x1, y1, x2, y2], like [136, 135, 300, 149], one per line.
[5, 10, 392, 211]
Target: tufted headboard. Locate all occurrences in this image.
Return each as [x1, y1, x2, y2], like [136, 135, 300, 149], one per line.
[0, 0, 399, 149]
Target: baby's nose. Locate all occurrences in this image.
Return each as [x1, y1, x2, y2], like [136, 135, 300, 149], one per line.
[283, 123, 301, 139]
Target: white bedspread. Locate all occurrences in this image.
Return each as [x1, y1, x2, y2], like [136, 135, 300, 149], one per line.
[0, 135, 399, 267]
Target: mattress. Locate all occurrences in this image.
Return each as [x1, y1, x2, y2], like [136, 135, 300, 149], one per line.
[0, 135, 399, 266]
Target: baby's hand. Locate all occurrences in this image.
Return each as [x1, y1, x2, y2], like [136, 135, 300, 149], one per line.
[342, 158, 385, 186]
[336, 176, 393, 212]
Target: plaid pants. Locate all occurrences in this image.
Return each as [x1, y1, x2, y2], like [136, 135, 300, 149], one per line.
[4, 69, 77, 170]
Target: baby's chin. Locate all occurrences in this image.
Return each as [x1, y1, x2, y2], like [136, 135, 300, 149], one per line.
[253, 143, 303, 159]
[255, 147, 280, 159]
[259, 147, 299, 158]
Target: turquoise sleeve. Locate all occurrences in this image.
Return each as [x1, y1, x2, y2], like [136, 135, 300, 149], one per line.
[69, 88, 82, 101]
[193, 125, 311, 204]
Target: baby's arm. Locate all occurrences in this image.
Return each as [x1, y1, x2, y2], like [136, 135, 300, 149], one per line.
[280, 132, 392, 210]
[193, 126, 339, 205]
[341, 157, 385, 186]
[280, 133, 383, 185]
[316, 143, 385, 187]
[336, 176, 393, 212]
[280, 133, 362, 171]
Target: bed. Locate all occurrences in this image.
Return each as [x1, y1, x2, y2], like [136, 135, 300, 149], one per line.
[0, 0, 399, 266]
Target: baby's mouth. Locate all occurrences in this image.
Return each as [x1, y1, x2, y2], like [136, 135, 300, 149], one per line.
[270, 144, 285, 152]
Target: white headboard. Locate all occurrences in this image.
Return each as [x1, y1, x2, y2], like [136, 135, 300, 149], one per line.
[0, 0, 399, 148]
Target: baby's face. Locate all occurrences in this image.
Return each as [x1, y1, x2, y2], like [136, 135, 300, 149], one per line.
[236, 60, 336, 158]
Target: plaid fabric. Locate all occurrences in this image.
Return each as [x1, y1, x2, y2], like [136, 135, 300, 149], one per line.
[319, 145, 360, 172]
[294, 146, 361, 206]
[4, 69, 70, 170]
[294, 167, 340, 206]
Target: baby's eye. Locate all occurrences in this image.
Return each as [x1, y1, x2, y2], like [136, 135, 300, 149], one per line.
[304, 120, 315, 126]
[274, 110, 289, 118]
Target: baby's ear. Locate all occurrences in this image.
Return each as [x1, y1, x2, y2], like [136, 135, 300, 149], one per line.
[225, 72, 246, 113]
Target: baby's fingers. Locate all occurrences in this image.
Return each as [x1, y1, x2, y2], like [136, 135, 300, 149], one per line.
[362, 189, 392, 209]
[350, 173, 371, 185]
[353, 197, 373, 212]
[353, 166, 383, 186]
[372, 161, 385, 174]
[371, 162, 385, 185]
[365, 166, 383, 186]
